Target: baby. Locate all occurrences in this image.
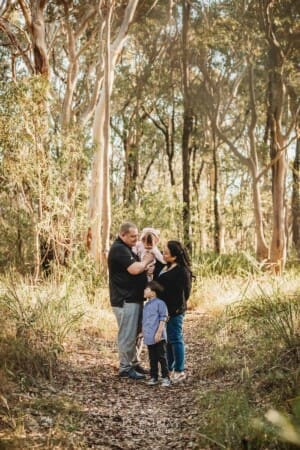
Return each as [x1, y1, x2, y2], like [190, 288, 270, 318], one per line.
[134, 227, 165, 281]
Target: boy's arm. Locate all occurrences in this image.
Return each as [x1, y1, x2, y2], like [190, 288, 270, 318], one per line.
[154, 320, 166, 343]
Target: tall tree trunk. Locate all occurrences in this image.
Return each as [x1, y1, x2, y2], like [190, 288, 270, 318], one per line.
[287, 84, 300, 259]
[123, 135, 139, 206]
[89, 0, 138, 265]
[212, 136, 223, 254]
[181, 0, 192, 253]
[101, 2, 112, 264]
[248, 63, 269, 261]
[191, 143, 205, 256]
[144, 102, 176, 187]
[292, 138, 300, 258]
[263, 0, 287, 274]
[31, 0, 49, 76]
[166, 108, 176, 187]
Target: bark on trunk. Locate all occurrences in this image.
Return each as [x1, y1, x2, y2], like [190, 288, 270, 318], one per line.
[212, 139, 223, 254]
[89, 0, 139, 264]
[263, 0, 287, 274]
[292, 138, 300, 258]
[30, 0, 49, 77]
[181, 0, 192, 253]
[123, 136, 139, 205]
[102, 6, 111, 265]
[248, 64, 269, 260]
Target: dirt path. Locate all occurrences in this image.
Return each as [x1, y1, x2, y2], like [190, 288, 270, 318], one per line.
[1, 311, 212, 449]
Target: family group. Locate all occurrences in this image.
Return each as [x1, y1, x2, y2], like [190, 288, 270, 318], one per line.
[108, 222, 193, 387]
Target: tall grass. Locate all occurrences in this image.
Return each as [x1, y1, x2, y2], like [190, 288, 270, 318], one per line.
[193, 252, 263, 278]
[225, 288, 300, 355]
[195, 275, 300, 449]
[0, 273, 84, 381]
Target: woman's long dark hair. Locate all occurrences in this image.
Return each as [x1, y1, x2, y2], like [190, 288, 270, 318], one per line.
[167, 240, 194, 278]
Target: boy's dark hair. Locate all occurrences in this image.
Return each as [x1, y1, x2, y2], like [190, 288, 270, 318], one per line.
[147, 280, 164, 294]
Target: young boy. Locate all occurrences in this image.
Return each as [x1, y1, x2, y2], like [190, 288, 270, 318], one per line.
[142, 280, 171, 387]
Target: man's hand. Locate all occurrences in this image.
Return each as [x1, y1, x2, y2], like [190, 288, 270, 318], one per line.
[143, 252, 155, 265]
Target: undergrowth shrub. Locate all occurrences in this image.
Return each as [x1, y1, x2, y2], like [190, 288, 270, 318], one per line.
[0, 275, 84, 381]
[225, 288, 300, 357]
[195, 281, 300, 449]
[197, 389, 280, 450]
[193, 252, 262, 278]
[65, 254, 108, 304]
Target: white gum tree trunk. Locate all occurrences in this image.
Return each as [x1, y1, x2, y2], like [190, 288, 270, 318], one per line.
[89, 0, 139, 266]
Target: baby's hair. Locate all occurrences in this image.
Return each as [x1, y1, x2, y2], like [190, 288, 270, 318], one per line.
[142, 232, 154, 246]
[146, 280, 164, 294]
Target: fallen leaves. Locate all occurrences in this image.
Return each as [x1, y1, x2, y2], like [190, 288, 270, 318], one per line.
[0, 311, 208, 449]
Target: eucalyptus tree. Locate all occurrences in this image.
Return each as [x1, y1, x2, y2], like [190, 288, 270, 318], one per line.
[110, 2, 184, 229]
[180, 0, 193, 252]
[190, 0, 295, 263]
[259, 0, 299, 273]
[187, 1, 253, 255]
[0, 0, 99, 275]
[287, 65, 300, 259]
[111, 23, 168, 207]
[292, 139, 300, 258]
[0, 0, 155, 270]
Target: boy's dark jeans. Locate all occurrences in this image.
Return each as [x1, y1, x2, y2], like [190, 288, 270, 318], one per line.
[147, 340, 169, 379]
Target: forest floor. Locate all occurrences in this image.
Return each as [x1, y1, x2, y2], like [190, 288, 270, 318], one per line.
[1, 308, 228, 449]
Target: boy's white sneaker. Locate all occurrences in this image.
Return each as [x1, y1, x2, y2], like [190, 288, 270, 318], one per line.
[173, 372, 186, 383]
[146, 378, 159, 385]
[161, 377, 171, 387]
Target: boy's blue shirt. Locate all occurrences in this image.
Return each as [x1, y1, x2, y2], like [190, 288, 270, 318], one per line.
[142, 297, 168, 346]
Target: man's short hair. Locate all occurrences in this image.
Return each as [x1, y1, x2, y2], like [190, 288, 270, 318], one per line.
[119, 222, 137, 234]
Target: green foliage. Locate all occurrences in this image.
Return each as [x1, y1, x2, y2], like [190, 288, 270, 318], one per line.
[226, 289, 300, 352]
[196, 389, 279, 450]
[111, 188, 184, 241]
[0, 78, 91, 275]
[193, 252, 263, 277]
[64, 253, 108, 304]
[195, 277, 300, 449]
[264, 403, 300, 447]
[0, 274, 84, 380]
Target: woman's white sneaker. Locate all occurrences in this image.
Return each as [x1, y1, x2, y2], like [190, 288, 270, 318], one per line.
[173, 372, 186, 383]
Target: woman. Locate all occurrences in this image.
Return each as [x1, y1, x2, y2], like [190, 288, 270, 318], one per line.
[156, 240, 193, 383]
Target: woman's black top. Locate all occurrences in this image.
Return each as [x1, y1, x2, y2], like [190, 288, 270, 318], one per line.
[156, 265, 191, 317]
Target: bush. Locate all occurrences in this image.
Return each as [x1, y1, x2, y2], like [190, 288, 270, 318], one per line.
[193, 252, 263, 278]
[0, 274, 84, 380]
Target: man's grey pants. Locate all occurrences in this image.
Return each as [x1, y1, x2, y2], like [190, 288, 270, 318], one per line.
[112, 302, 142, 373]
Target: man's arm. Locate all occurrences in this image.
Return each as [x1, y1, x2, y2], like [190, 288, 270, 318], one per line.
[127, 252, 154, 275]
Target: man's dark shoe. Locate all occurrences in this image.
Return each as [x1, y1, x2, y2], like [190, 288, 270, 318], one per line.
[119, 370, 130, 378]
[134, 364, 150, 375]
[119, 368, 146, 380]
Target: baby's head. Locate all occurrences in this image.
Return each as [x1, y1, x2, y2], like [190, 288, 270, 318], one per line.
[141, 227, 160, 250]
[144, 280, 164, 299]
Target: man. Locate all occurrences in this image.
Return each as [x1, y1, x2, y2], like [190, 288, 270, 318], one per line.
[108, 222, 154, 380]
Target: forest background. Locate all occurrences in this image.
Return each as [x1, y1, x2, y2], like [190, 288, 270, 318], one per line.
[0, 0, 299, 275]
[0, 0, 300, 449]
